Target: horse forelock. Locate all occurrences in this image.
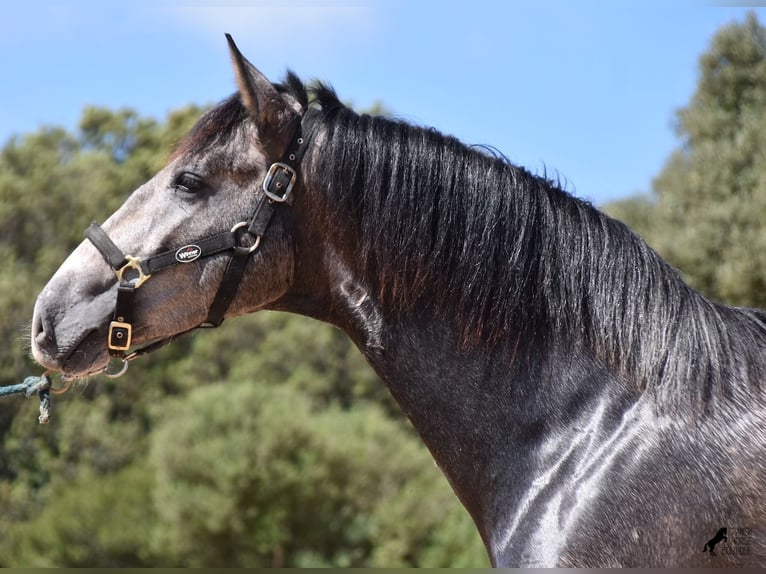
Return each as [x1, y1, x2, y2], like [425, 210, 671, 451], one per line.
[169, 94, 249, 163]
[305, 94, 766, 412]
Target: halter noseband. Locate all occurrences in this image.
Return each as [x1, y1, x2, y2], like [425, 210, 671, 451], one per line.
[84, 111, 316, 377]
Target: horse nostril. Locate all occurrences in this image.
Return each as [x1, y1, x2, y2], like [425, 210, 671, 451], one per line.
[32, 310, 57, 357]
[30, 306, 65, 371]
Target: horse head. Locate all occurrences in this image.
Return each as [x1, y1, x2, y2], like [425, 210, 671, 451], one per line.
[31, 36, 308, 378]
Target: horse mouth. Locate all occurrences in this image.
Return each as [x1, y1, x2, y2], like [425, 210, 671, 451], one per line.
[60, 339, 111, 378]
[31, 319, 110, 379]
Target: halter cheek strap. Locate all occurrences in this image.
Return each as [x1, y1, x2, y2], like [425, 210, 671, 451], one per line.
[85, 110, 316, 367]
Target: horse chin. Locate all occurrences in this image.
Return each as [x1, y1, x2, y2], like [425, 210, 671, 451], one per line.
[35, 329, 111, 380]
[60, 344, 111, 379]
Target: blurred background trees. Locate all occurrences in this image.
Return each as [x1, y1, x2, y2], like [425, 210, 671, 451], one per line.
[605, 12, 766, 309]
[1, 12, 765, 567]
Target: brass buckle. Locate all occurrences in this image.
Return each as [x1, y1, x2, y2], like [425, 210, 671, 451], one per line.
[108, 321, 132, 352]
[115, 256, 151, 288]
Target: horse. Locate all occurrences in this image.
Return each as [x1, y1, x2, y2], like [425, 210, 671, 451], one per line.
[30, 35, 766, 567]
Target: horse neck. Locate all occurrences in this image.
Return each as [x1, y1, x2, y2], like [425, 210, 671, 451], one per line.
[278, 230, 646, 545]
[286, 137, 766, 545]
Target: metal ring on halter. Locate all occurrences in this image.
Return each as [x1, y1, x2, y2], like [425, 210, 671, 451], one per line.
[230, 221, 262, 253]
[102, 357, 130, 379]
[43, 369, 73, 395]
[115, 255, 151, 289]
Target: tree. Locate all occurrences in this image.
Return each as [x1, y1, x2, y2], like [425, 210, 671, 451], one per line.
[605, 12, 766, 309]
[150, 382, 484, 567]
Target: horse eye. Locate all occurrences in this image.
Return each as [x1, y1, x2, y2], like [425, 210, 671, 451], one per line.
[173, 172, 205, 194]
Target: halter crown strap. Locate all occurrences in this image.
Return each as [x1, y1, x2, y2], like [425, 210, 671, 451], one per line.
[202, 112, 317, 327]
[248, 112, 316, 237]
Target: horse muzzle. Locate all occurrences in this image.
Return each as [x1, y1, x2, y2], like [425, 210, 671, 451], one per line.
[31, 279, 115, 377]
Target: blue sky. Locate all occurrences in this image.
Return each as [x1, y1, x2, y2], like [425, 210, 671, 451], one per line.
[2, 1, 763, 204]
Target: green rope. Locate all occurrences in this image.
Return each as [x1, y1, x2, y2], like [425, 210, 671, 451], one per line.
[0, 374, 52, 424]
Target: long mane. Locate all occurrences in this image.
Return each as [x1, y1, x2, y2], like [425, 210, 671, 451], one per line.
[183, 76, 766, 411]
[302, 82, 766, 410]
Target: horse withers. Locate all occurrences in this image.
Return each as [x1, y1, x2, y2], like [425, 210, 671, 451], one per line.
[31, 36, 766, 567]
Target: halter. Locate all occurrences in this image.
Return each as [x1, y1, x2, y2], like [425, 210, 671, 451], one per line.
[84, 111, 316, 378]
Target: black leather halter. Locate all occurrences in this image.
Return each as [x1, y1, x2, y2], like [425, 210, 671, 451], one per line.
[85, 111, 316, 373]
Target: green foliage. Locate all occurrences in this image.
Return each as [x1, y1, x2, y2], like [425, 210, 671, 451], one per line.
[0, 101, 487, 566]
[150, 382, 480, 567]
[0, 464, 157, 567]
[605, 12, 766, 309]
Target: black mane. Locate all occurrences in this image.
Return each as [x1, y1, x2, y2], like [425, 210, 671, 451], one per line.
[304, 82, 766, 410]
[176, 75, 766, 410]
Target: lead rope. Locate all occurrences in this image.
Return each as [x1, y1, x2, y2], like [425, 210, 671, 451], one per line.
[0, 348, 166, 425]
[0, 371, 73, 424]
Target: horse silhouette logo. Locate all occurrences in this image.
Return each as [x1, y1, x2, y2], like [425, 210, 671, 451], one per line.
[703, 527, 728, 556]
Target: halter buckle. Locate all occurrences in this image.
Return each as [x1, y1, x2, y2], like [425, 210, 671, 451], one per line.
[108, 321, 132, 352]
[115, 256, 151, 288]
[263, 162, 297, 202]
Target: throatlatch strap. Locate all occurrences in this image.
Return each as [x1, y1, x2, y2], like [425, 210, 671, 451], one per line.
[203, 247, 252, 327]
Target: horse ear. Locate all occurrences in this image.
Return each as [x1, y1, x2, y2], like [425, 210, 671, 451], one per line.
[225, 34, 283, 128]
